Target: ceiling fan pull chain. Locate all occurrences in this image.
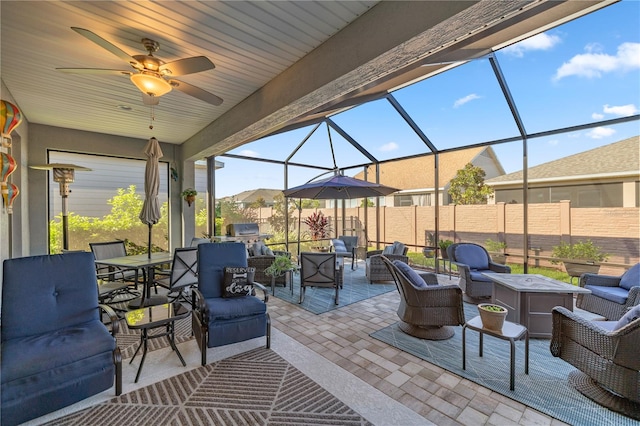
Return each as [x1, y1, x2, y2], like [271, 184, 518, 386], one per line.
[149, 102, 155, 130]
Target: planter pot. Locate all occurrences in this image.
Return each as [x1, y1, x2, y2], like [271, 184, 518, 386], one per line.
[440, 249, 449, 260]
[311, 246, 330, 253]
[184, 195, 196, 206]
[422, 247, 436, 258]
[478, 303, 508, 331]
[563, 262, 600, 278]
[490, 253, 506, 264]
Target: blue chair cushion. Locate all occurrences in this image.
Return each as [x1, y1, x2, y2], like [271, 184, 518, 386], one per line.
[613, 304, 640, 331]
[198, 243, 248, 298]
[585, 285, 629, 305]
[205, 296, 267, 321]
[393, 260, 427, 288]
[332, 239, 347, 253]
[382, 245, 394, 255]
[469, 270, 493, 282]
[1, 320, 114, 384]
[619, 263, 640, 291]
[454, 245, 489, 270]
[392, 241, 406, 255]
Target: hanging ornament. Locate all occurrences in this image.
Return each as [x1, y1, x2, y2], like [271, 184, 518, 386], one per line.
[1, 100, 23, 150]
[2, 182, 19, 214]
[1, 152, 17, 183]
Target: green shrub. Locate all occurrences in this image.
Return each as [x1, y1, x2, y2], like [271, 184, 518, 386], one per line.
[551, 239, 609, 264]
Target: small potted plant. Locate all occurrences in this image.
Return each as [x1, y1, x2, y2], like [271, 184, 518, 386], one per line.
[485, 238, 507, 264]
[551, 239, 609, 278]
[181, 188, 198, 206]
[264, 254, 298, 279]
[438, 239, 453, 259]
[478, 303, 508, 331]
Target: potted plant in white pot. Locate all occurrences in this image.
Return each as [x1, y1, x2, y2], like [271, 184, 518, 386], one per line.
[478, 303, 508, 331]
[485, 238, 507, 264]
[551, 239, 609, 279]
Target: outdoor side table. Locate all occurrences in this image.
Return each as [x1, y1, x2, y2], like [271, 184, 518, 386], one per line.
[462, 315, 529, 391]
[271, 266, 298, 296]
[125, 302, 190, 383]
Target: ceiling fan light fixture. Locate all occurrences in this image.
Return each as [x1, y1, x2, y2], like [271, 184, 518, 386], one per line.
[130, 72, 171, 97]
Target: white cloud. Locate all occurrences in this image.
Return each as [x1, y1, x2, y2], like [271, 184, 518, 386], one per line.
[585, 127, 616, 139]
[591, 112, 604, 120]
[453, 94, 480, 108]
[379, 142, 399, 152]
[239, 149, 259, 157]
[603, 103, 639, 117]
[554, 42, 640, 81]
[547, 139, 560, 146]
[502, 32, 561, 57]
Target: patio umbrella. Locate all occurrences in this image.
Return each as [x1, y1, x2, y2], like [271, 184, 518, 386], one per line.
[283, 174, 398, 200]
[283, 174, 399, 257]
[139, 137, 163, 258]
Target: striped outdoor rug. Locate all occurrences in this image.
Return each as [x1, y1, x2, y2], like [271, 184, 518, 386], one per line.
[41, 348, 372, 426]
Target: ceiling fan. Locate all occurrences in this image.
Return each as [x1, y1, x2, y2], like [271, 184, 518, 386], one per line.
[57, 27, 223, 106]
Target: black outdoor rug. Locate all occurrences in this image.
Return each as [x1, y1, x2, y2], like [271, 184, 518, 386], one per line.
[272, 266, 395, 314]
[41, 348, 373, 426]
[370, 303, 639, 426]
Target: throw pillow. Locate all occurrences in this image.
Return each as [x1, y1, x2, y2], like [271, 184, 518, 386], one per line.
[392, 241, 406, 256]
[264, 246, 274, 256]
[613, 304, 640, 331]
[382, 245, 394, 255]
[619, 264, 640, 291]
[393, 260, 428, 288]
[252, 242, 266, 256]
[222, 266, 256, 298]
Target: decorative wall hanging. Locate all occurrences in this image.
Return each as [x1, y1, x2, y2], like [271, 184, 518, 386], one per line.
[2, 182, 19, 214]
[1, 100, 22, 151]
[1, 152, 17, 184]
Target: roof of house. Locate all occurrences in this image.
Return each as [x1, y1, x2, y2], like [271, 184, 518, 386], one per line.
[486, 135, 640, 184]
[226, 188, 283, 204]
[353, 146, 499, 190]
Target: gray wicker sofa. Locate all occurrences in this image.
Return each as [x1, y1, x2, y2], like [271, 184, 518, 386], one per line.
[366, 241, 409, 283]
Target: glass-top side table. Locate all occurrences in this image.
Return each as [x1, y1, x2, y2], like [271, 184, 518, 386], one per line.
[462, 315, 529, 391]
[125, 302, 189, 382]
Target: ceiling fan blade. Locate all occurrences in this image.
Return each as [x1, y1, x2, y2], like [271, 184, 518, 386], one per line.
[160, 56, 215, 76]
[169, 79, 223, 106]
[56, 68, 132, 76]
[71, 27, 141, 68]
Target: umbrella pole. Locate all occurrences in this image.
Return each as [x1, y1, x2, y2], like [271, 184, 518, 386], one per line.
[148, 223, 152, 259]
[297, 199, 302, 263]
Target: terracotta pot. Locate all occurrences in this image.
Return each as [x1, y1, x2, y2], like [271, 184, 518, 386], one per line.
[478, 303, 508, 331]
[184, 194, 196, 206]
[490, 253, 506, 264]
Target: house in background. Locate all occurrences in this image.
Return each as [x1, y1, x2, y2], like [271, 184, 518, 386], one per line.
[344, 146, 504, 207]
[486, 136, 640, 208]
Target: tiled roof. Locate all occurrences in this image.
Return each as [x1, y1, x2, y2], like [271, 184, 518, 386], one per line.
[353, 146, 497, 190]
[486, 135, 640, 184]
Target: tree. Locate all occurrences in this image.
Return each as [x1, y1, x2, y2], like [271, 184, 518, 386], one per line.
[448, 163, 494, 205]
[249, 197, 267, 209]
[268, 193, 296, 234]
[360, 198, 374, 207]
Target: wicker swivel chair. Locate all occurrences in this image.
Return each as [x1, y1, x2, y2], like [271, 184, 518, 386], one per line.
[576, 263, 640, 321]
[366, 241, 409, 283]
[551, 305, 640, 420]
[381, 256, 465, 340]
[447, 242, 511, 303]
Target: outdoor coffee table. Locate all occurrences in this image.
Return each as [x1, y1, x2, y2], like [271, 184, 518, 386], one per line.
[462, 315, 529, 391]
[481, 273, 591, 338]
[125, 302, 189, 383]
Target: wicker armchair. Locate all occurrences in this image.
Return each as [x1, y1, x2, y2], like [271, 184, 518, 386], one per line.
[381, 256, 465, 340]
[248, 250, 291, 287]
[366, 242, 409, 284]
[550, 306, 640, 419]
[576, 263, 640, 321]
[447, 242, 511, 303]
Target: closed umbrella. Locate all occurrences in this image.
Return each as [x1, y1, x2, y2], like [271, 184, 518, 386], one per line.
[283, 173, 399, 258]
[139, 137, 163, 258]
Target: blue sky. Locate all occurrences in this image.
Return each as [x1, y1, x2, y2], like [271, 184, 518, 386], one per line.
[216, 0, 639, 197]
